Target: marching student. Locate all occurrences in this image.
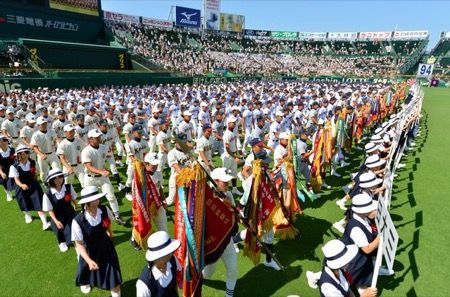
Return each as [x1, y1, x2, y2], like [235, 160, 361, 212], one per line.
[105, 107, 125, 166]
[136, 231, 181, 297]
[166, 133, 191, 205]
[42, 168, 77, 252]
[19, 114, 37, 148]
[156, 119, 171, 172]
[0, 134, 15, 201]
[203, 167, 238, 297]
[9, 144, 50, 229]
[222, 116, 242, 196]
[2, 107, 23, 147]
[196, 124, 214, 173]
[30, 116, 60, 181]
[81, 129, 125, 225]
[57, 124, 86, 187]
[124, 124, 149, 201]
[52, 109, 68, 143]
[72, 186, 122, 296]
[317, 239, 378, 297]
[147, 107, 160, 153]
[130, 152, 168, 251]
[75, 113, 89, 144]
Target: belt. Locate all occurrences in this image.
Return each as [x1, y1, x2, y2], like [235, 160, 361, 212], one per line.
[70, 164, 78, 167]
[44, 152, 52, 155]
[12, 137, 18, 139]
[87, 174, 101, 178]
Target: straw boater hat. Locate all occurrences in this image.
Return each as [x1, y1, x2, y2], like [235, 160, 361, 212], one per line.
[364, 155, 386, 169]
[322, 239, 358, 270]
[359, 171, 383, 189]
[352, 192, 378, 214]
[16, 144, 31, 154]
[370, 134, 383, 144]
[78, 186, 106, 204]
[0, 134, 10, 144]
[364, 142, 379, 153]
[46, 168, 66, 183]
[145, 231, 180, 262]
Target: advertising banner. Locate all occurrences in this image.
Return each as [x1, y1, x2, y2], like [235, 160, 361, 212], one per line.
[393, 30, 428, 39]
[358, 31, 392, 39]
[175, 6, 201, 28]
[271, 31, 298, 39]
[204, 0, 220, 30]
[328, 32, 358, 40]
[298, 32, 327, 40]
[219, 13, 244, 32]
[142, 17, 172, 28]
[49, 0, 100, 17]
[244, 29, 271, 37]
[103, 10, 139, 24]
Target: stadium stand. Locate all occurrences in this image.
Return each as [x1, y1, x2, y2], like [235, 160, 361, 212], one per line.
[429, 34, 450, 75]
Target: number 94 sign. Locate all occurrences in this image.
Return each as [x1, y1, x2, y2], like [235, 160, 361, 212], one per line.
[416, 63, 434, 78]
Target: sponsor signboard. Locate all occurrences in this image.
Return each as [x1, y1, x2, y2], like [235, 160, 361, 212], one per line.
[393, 30, 428, 39]
[358, 31, 392, 39]
[103, 10, 139, 24]
[204, 0, 220, 30]
[142, 17, 172, 28]
[271, 31, 297, 39]
[328, 32, 358, 40]
[244, 29, 271, 37]
[175, 6, 201, 28]
[298, 32, 327, 40]
[219, 13, 244, 33]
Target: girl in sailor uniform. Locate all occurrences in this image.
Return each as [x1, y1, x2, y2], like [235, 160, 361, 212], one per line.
[42, 168, 77, 252]
[318, 239, 378, 297]
[341, 193, 380, 291]
[9, 144, 50, 229]
[136, 231, 181, 297]
[71, 186, 122, 296]
[0, 134, 15, 202]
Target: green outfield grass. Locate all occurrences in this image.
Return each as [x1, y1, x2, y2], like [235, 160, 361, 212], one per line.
[0, 87, 448, 297]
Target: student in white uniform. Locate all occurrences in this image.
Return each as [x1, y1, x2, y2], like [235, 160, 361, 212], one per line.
[20, 114, 37, 147]
[136, 231, 181, 297]
[196, 124, 214, 173]
[197, 102, 211, 140]
[268, 111, 283, 150]
[222, 116, 242, 196]
[178, 111, 195, 144]
[203, 167, 238, 297]
[2, 107, 23, 147]
[123, 113, 136, 144]
[156, 119, 171, 172]
[81, 129, 125, 225]
[30, 116, 60, 181]
[75, 114, 89, 144]
[57, 124, 86, 187]
[166, 133, 191, 205]
[105, 108, 124, 166]
[124, 124, 149, 201]
[52, 109, 68, 143]
[147, 108, 160, 153]
[130, 152, 168, 251]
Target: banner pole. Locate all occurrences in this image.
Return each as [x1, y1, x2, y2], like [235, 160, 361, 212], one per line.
[371, 235, 384, 288]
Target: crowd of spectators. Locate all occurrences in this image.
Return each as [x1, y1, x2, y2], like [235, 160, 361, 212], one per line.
[108, 21, 424, 77]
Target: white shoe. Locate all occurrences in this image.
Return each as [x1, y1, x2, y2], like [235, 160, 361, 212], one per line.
[80, 285, 91, 294]
[321, 183, 331, 189]
[397, 163, 406, 169]
[125, 193, 133, 201]
[59, 242, 68, 252]
[118, 183, 125, 191]
[263, 260, 281, 271]
[332, 222, 345, 234]
[6, 192, 13, 202]
[332, 171, 341, 177]
[234, 243, 239, 253]
[232, 188, 243, 196]
[341, 161, 350, 167]
[306, 271, 318, 289]
[336, 200, 347, 211]
[378, 266, 394, 276]
[410, 142, 416, 146]
[42, 221, 51, 231]
[24, 213, 33, 224]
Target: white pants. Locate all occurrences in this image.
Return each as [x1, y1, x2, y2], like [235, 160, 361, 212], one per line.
[114, 138, 124, 157]
[125, 162, 134, 187]
[203, 239, 237, 295]
[38, 153, 60, 181]
[148, 135, 157, 153]
[167, 174, 177, 206]
[106, 156, 119, 175]
[63, 164, 85, 187]
[154, 207, 168, 232]
[83, 175, 119, 213]
[157, 152, 168, 172]
[222, 154, 238, 178]
[213, 139, 224, 155]
[268, 139, 279, 150]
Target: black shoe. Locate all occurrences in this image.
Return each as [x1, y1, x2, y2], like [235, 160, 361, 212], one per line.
[130, 238, 142, 251]
[115, 216, 126, 225]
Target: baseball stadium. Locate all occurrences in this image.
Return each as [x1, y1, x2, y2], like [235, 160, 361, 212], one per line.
[0, 0, 449, 296]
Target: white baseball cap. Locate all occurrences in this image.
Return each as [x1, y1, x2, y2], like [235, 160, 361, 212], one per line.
[144, 152, 159, 166]
[279, 132, 290, 140]
[26, 114, 36, 123]
[36, 116, 48, 125]
[211, 167, 233, 183]
[87, 129, 102, 138]
[183, 111, 192, 117]
[63, 124, 76, 132]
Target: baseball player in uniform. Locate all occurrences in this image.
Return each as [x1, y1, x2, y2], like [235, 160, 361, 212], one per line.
[56, 124, 85, 187]
[105, 108, 124, 166]
[147, 108, 160, 153]
[196, 124, 214, 173]
[222, 116, 242, 196]
[156, 119, 171, 172]
[166, 133, 191, 205]
[81, 128, 125, 225]
[75, 114, 89, 144]
[2, 107, 23, 147]
[52, 109, 67, 143]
